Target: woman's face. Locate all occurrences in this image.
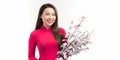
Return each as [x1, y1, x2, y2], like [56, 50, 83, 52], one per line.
[41, 7, 56, 28]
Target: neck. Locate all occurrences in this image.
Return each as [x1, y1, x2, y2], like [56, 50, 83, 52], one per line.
[43, 25, 51, 29]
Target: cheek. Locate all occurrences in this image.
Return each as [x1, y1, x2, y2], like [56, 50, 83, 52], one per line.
[42, 16, 47, 21]
[53, 16, 56, 20]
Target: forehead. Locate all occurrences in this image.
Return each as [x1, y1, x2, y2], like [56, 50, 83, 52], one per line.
[43, 7, 55, 13]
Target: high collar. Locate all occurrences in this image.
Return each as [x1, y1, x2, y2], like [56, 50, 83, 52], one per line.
[40, 25, 52, 31]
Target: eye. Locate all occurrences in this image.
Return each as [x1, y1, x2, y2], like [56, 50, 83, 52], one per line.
[52, 13, 55, 16]
[45, 13, 49, 15]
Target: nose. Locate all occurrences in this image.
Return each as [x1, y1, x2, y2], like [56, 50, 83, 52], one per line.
[49, 15, 53, 19]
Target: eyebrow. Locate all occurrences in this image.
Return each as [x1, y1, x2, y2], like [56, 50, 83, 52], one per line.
[44, 12, 55, 14]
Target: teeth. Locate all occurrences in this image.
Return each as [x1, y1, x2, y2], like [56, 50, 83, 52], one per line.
[48, 21, 52, 23]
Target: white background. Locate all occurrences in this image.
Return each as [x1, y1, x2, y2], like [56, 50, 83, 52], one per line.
[0, 0, 120, 60]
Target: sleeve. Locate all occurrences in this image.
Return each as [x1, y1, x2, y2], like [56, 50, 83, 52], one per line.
[59, 28, 66, 37]
[28, 32, 38, 60]
[59, 28, 67, 43]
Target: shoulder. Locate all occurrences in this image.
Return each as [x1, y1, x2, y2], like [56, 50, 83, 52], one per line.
[59, 27, 66, 36]
[29, 29, 39, 37]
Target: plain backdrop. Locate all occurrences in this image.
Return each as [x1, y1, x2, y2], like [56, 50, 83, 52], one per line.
[0, 0, 120, 60]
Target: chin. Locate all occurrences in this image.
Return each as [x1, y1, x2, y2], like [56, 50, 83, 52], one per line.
[48, 23, 54, 26]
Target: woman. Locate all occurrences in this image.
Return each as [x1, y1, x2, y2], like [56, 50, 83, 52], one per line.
[28, 3, 66, 60]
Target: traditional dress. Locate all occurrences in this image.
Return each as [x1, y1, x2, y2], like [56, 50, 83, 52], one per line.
[28, 26, 66, 60]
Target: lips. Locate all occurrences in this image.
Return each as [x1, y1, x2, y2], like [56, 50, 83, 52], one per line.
[47, 20, 54, 23]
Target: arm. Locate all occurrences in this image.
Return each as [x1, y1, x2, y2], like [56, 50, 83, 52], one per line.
[59, 27, 66, 37]
[28, 32, 38, 60]
[59, 28, 67, 42]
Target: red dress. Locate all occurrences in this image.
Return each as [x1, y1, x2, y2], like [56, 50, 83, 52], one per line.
[28, 26, 66, 60]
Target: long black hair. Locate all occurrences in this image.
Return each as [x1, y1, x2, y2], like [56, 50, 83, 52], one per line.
[35, 3, 64, 47]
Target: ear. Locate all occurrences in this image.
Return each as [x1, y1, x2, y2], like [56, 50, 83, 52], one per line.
[40, 16, 42, 19]
[40, 15, 42, 18]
